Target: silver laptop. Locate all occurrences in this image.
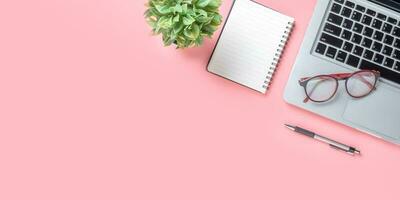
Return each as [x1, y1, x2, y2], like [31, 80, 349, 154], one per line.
[284, 0, 400, 144]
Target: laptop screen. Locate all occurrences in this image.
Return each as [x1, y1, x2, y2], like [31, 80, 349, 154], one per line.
[373, 0, 400, 11]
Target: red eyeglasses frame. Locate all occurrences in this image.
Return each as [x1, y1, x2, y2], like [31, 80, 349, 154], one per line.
[298, 70, 381, 103]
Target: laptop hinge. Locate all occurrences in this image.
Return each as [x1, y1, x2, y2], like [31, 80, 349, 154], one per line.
[367, 0, 400, 12]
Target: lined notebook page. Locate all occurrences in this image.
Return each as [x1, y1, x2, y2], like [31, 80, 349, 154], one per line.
[207, 0, 294, 93]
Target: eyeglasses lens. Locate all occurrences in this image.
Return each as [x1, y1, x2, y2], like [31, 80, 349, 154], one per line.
[346, 71, 377, 97]
[305, 76, 337, 102]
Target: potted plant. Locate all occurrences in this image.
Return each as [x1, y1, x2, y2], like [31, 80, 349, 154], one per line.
[145, 0, 223, 48]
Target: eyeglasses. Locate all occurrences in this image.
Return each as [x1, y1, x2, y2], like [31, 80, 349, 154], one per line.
[299, 70, 380, 103]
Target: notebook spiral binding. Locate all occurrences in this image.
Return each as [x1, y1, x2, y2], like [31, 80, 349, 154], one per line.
[262, 21, 294, 89]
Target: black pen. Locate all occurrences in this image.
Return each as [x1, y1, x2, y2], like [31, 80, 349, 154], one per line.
[284, 124, 361, 155]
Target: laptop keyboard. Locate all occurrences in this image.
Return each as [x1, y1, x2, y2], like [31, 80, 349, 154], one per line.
[315, 0, 400, 84]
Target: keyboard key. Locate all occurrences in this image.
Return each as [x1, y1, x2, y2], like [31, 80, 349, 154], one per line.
[347, 55, 360, 67]
[320, 33, 344, 48]
[351, 11, 362, 21]
[377, 13, 387, 21]
[355, 5, 366, 12]
[394, 39, 400, 48]
[393, 27, 400, 37]
[360, 59, 400, 84]
[388, 17, 398, 25]
[393, 49, 400, 60]
[331, 3, 342, 14]
[372, 42, 383, 52]
[384, 57, 394, 68]
[372, 19, 383, 29]
[382, 23, 393, 34]
[383, 35, 394, 45]
[315, 43, 327, 55]
[373, 53, 384, 64]
[345, 1, 355, 8]
[382, 46, 393, 56]
[324, 23, 342, 36]
[363, 49, 374, 60]
[343, 41, 354, 52]
[351, 33, 362, 44]
[366, 9, 376, 17]
[341, 7, 352, 18]
[326, 47, 337, 58]
[328, 13, 343, 26]
[361, 38, 372, 48]
[341, 29, 352, 40]
[362, 27, 374, 37]
[373, 31, 384, 41]
[336, 50, 347, 62]
[343, 19, 353, 29]
[353, 45, 364, 56]
[394, 61, 400, 71]
[361, 15, 372, 26]
[335, 0, 345, 3]
[353, 23, 363, 33]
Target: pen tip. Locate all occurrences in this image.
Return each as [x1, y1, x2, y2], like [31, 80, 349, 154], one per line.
[284, 124, 296, 131]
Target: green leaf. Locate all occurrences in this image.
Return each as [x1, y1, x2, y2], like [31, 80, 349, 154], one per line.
[157, 16, 173, 29]
[184, 23, 200, 40]
[173, 22, 185, 34]
[202, 24, 218, 36]
[176, 35, 186, 48]
[196, 9, 208, 17]
[196, 0, 212, 8]
[146, 17, 157, 28]
[207, 0, 221, 8]
[162, 32, 175, 46]
[182, 4, 188, 14]
[144, 8, 157, 18]
[183, 15, 195, 25]
[194, 36, 204, 46]
[155, 5, 172, 14]
[174, 4, 183, 13]
[196, 16, 212, 23]
[173, 15, 180, 23]
[186, 8, 196, 16]
[211, 14, 222, 25]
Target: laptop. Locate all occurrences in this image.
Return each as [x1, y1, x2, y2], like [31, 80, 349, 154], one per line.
[284, 0, 400, 144]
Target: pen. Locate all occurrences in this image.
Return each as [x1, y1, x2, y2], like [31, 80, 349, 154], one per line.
[284, 124, 361, 155]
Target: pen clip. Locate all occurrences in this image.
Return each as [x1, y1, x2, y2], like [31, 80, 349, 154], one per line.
[329, 144, 354, 155]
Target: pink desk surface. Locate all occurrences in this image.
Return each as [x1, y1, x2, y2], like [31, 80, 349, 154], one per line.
[1, 0, 400, 199]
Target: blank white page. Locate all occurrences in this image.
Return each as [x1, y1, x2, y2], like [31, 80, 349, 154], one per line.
[207, 0, 294, 93]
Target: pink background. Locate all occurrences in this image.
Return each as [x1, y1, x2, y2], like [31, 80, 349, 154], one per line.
[1, 0, 400, 199]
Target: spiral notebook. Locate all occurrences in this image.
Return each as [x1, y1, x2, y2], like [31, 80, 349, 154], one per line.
[207, 0, 294, 93]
